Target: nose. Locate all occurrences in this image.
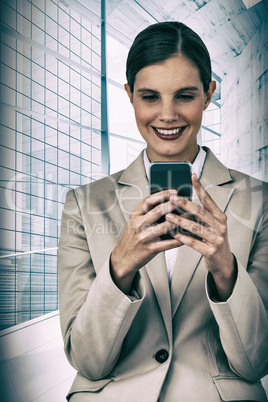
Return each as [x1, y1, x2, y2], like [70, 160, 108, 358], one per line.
[159, 99, 178, 123]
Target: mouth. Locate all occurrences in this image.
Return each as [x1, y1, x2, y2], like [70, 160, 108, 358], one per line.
[152, 126, 187, 140]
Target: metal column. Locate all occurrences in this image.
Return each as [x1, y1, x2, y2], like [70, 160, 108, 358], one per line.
[100, 0, 110, 175]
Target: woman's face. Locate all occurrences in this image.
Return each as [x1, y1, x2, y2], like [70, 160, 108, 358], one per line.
[125, 54, 216, 162]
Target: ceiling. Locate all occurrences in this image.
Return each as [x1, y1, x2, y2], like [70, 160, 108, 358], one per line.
[60, 0, 268, 80]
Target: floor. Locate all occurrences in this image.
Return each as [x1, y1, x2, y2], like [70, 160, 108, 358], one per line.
[0, 311, 76, 402]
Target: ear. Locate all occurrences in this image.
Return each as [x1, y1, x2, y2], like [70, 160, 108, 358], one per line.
[124, 83, 134, 105]
[204, 80, 216, 110]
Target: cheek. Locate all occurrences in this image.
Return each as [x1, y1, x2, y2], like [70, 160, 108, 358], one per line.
[185, 103, 204, 124]
[134, 105, 152, 126]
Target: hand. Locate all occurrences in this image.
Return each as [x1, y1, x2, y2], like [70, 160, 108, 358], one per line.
[166, 174, 237, 301]
[110, 189, 183, 294]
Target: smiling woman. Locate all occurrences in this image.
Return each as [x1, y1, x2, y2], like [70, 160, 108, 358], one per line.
[124, 54, 216, 162]
[58, 22, 268, 402]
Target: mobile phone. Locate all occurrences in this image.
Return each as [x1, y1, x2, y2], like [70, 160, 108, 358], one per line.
[150, 161, 192, 240]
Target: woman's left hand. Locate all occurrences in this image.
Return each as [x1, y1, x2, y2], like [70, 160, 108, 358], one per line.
[166, 173, 237, 301]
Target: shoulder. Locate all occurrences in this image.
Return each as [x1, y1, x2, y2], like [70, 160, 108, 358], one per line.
[75, 170, 124, 196]
[69, 150, 146, 201]
[63, 171, 125, 214]
[227, 167, 268, 199]
[203, 146, 268, 192]
[228, 169, 268, 212]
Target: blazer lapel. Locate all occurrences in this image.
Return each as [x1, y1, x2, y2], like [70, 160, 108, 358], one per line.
[145, 253, 173, 341]
[115, 151, 172, 339]
[170, 148, 235, 317]
[115, 152, 149, 222]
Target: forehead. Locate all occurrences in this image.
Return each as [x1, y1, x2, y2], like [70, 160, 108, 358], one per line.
[134, 54, 202, 91]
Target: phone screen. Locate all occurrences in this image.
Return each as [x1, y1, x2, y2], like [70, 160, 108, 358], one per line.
[150, 161, 192, 240]
[150, 161, 192, 198]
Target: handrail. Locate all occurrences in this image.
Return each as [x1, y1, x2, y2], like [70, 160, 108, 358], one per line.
[0, 247, 58, 259]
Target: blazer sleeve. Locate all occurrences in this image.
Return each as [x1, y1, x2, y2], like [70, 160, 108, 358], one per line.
[206, 205, 268, 382]
[58, 189, 145, 380]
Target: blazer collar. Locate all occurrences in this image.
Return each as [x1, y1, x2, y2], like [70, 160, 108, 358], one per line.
[115, 147, 234, 221]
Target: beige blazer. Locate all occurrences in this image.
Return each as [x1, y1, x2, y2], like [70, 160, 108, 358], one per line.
[58, 148, 268, 402]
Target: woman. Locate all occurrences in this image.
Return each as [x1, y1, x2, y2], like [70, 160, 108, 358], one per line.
[58, 22, 268, 401]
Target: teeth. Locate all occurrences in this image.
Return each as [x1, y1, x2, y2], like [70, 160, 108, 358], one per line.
[155, 127, 183, 135]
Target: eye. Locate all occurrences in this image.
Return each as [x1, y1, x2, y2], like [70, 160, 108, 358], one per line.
[142, 94, 159, 102]
[176, 94, 194, 101]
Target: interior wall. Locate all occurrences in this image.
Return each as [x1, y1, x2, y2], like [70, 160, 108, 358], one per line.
[220, 20, 267, 181]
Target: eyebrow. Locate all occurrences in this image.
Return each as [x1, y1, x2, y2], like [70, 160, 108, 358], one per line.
[137, 86, 199, 93]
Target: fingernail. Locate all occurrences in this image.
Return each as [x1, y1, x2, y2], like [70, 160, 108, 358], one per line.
[170, 194, 179, 201]
[166, 213, 175, 219]
[169, 189, 177, 194]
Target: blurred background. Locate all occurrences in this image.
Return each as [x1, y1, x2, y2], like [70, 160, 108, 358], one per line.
[0, 0, 267, 400]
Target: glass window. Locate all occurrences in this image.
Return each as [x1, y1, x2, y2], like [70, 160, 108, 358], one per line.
[31, 158, 45, 177]
[58, 167, 69, 186]
[59, 26, 69, 47]
[58, 132, 69, 152]
[31, 215, 45, 235]
[0, 126, 15, 149]
[1, 63, 16, 90]
[30, 178, 44, 198]
[45, 295, 58, 308]
[45, 254, 57, 273]
[45, 162, 57, 180]
[45, 236, 58, 249]
[58, 96, 70, 118]
[45, 125, 57, 147]
[17, 272, 30, 292]
[31, 234, 45, 250]
[58, 149, 69, 169]
[31, 292, 45, 310]
[45, 143, 57, 164]
[0, 209, 15, 230]
[0, 0, 102, 330]
[44, 217, 57, 237]
[1, 43, 16, 69]
[31, 273, 45, 291]
[45, 273, 58, 291]
[31, 195, 44, 216]
[1, 147, 15, 170]
[45, 199, 57, 219]
[70, 154, 80, 173]
[16, 311, 30, 324]
[70, 171, 81, 188]
[31, 138, 44, 158]
[16, 254, 30, 272]
[57, 185, 69, 205]
[31, 119, 45, 141]
[2, 3, 16, 30]
[17, 212, 31, 233]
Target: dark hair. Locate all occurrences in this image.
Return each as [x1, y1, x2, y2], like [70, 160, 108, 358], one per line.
[126, 22, 211, 93]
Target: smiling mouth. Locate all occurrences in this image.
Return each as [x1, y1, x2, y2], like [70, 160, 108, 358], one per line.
[152, 126, 187, 138]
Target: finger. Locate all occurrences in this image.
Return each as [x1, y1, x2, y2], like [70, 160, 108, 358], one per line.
[192, 174, 224, 221]
[134, 189, 177, 216]
[169, 230, 208, 254]
[141, 218, 178, 241]
[151, 237, 184, 253]
[145, 200, 178, 225]
[170, 194, 213, 227]
[166, 213, 214, 242]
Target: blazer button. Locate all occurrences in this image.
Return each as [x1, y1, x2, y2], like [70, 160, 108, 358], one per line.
[155, 349, 169, 363]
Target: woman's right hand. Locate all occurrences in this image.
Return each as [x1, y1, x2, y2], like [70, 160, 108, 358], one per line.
[110, 189, 183, 294]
